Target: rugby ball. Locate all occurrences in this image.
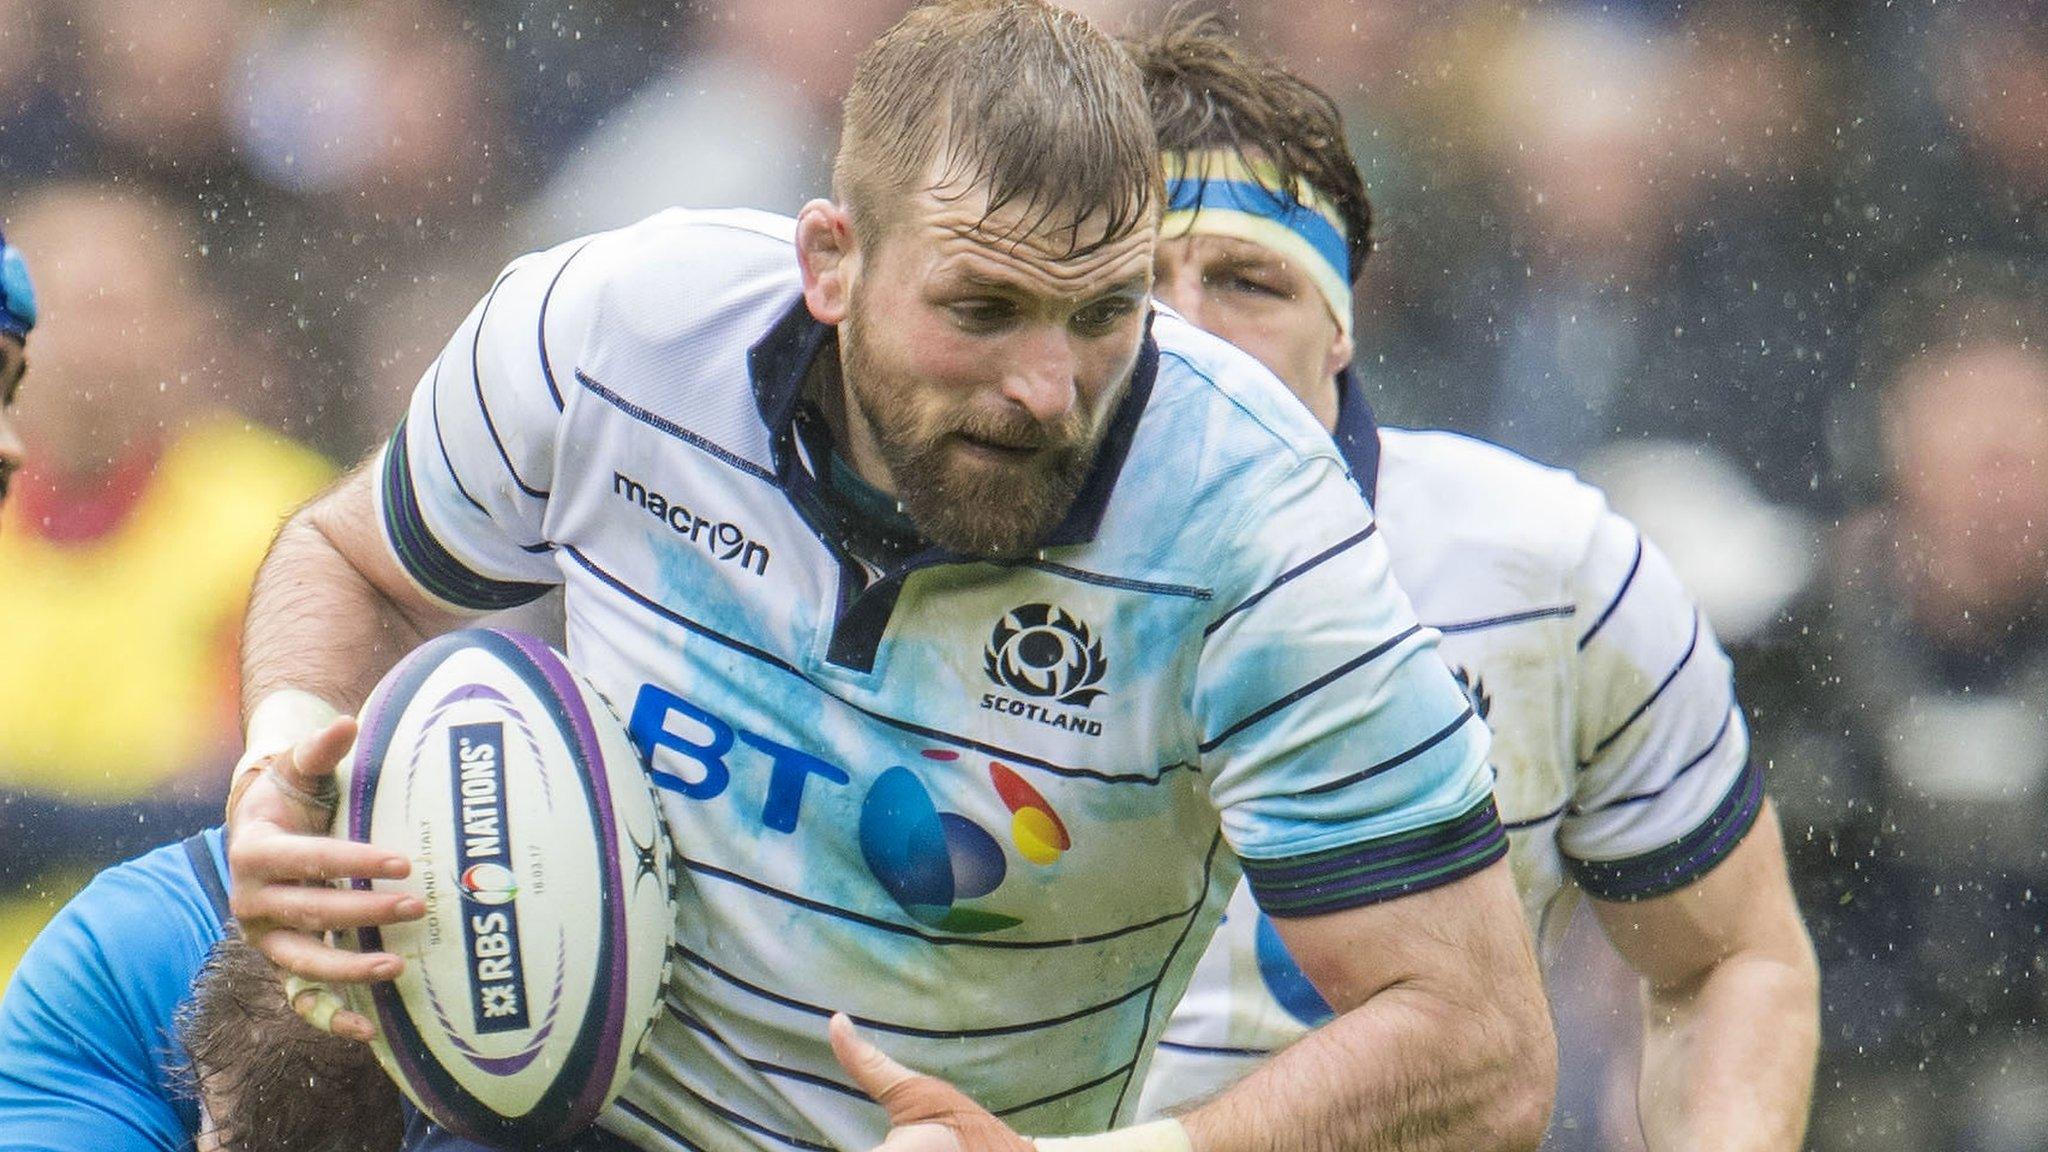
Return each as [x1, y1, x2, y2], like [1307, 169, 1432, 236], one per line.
[338, 628, 674, 1146]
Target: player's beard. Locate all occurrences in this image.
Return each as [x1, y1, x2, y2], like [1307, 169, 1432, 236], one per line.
[839, 301, 1112, 559]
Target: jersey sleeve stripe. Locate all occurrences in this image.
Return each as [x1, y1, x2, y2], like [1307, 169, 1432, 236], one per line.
[1573, 704, 1736, 815]
[1576, 533, 1645, 650]
[1198, 623, 1423, 753]
[1243, 795, 1508, 918]
[1155, 1039, 1275, 1058]
[1580, 610, 1704, 764]
[383, 422, 555, 611]
[1502, 800, 1569, 830]
[1432, 603, 1577, 635]
[535, 238, 597, 411]
[1566, 757, 1765, 901]
[671, 943, 1153, 1039]
[1296, 705, 1477, 797]
[1204, 524, 1376, 636]
[470, 272, 551, 499]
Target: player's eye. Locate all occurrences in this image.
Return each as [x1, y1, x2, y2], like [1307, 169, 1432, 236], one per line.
[1212, 271, 1287, 299]
[1070, 296, 1138, 336]
[949, 300, 1016, 332]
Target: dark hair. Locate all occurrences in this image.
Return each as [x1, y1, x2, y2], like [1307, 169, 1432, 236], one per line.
[175, 933, 404, 1152]
[1123, 9, 1374, 281]
[835, 0, 1161, 258]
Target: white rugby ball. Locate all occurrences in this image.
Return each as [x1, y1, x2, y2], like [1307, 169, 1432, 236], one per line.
[338, 628, 673, 1146]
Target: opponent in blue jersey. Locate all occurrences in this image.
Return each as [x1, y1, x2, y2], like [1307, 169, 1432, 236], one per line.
[0, 826, 402, 1152]
[223, 5, 1554, 1151]
[1127, 20, 1818, 1150]
[0, 832, 226, 1149]
[0, 227, 33, 515]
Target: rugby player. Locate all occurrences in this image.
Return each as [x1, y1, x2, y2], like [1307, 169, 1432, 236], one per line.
[225, 3, 1555, 1151]
[1124, 19, 1819, 1149]
[0, 228, 32, 512]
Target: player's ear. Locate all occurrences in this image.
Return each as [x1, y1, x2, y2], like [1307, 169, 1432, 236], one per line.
[1322, 322, 1354, 380]
[797, 200, 857, 326]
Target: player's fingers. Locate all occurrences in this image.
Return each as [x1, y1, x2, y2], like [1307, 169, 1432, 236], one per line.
[282, 715, 359, 782]
[229, 830, 408, 890]
[286, 976, 377, 1044]
[831, 1013, 928, 1108]
[244, 884, 425, 933]
[252, 925, 404, 985]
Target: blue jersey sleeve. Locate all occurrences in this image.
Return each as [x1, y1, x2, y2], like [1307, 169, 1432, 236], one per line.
[0, 832, 228, 1150]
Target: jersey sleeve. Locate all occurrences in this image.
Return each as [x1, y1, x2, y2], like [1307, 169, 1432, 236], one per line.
[378, 238, 600, 612]
[1558, 507, 1764, 902]
[1197, 455, 1503, 919]
[0, 841, 225, 1150]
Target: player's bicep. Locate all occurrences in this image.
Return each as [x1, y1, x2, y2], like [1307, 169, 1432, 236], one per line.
[1589, 800, 1809, 992]
[301, 458, 469, 633]
[1270, 856, 1530, 1013]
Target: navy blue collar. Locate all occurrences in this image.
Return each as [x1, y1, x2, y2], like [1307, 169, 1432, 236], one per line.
[746, 296, 1159, 550]
[1332, 366, 1381, 505]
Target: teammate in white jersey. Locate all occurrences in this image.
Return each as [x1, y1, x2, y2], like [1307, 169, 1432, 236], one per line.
[221, 4, 1554, 1152]
[1125, 18, 1818, 1150]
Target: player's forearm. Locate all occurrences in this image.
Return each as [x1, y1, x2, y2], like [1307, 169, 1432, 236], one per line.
[241, 469, 438, 724]
[1180, 980, 1556, 1152]
[1636, 941, 1819, 1152]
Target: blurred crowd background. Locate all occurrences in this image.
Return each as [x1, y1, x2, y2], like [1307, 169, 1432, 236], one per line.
[3, 0, 2046, 1148]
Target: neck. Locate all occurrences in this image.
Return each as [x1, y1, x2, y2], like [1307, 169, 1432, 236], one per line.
[1303, 373, 1341, 434]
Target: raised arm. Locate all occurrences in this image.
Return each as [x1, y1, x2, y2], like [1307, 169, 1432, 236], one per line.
[226, 240, 587, 1038]
[1590, 801, 1818, 1151]
[1185, 858, 1554, 1152]
[225, 459, 470, 1038]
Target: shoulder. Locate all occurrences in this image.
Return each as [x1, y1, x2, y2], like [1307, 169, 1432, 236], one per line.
[0, 835, 223, 1137]
[526, 208, 802, 408]
[1134, 308, 1355, 519]
[1374, 428, 1611, 585]
[15, 835, 224, 991]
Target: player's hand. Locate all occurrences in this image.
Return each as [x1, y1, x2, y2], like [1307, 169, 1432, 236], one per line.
[830, 1013, 1031, 1152]
[226, 715, 419, 1043]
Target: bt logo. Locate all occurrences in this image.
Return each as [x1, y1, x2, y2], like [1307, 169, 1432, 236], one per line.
[628, 685, 1070, 935]
[859, 750, 1072, 934]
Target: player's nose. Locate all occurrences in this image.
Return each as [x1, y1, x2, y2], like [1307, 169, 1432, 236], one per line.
[1001, 325, 1077, 424]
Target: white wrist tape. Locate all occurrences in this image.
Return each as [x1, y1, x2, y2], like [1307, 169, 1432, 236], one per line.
[1035, 1120, 1193, 1152]
[235, 689, 346, 776]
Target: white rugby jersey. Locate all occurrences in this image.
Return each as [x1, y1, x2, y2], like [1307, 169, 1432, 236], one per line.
[1139, 374, 1762, 1115]
[377, 210, 1503, 1151]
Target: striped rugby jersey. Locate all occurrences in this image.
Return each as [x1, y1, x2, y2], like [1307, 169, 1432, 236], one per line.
[377, 210, 1501, 1151]
[1139, 375, 1762, 1116]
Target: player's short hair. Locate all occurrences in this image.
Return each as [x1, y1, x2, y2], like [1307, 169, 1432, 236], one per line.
[834, 0, 1160, 258]
[1124, 10, 1375, 282]
[176, 932, 404, 1152]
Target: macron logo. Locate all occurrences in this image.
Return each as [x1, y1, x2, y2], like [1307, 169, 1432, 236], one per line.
[613, 471, 771, 577]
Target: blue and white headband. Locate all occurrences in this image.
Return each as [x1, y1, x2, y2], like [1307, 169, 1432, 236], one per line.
[0, 231, 36, 341]
[1161, 150, 1353, 336]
